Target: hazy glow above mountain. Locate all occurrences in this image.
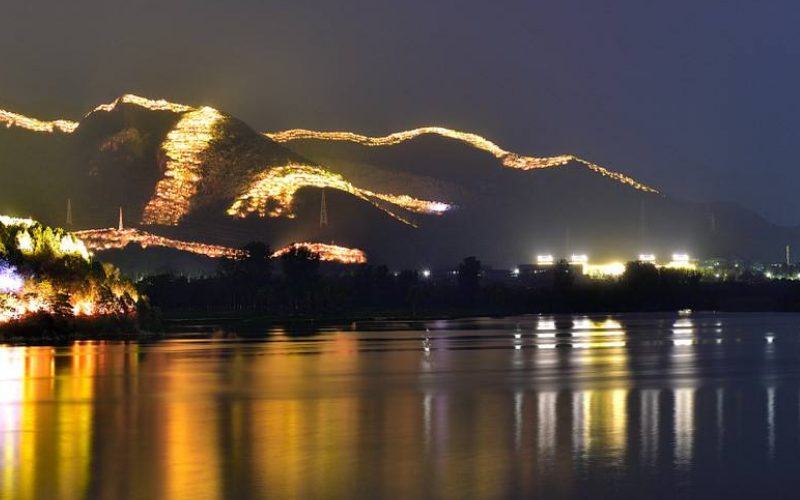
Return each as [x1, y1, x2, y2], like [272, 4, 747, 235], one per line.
[227, 163, 451, 227]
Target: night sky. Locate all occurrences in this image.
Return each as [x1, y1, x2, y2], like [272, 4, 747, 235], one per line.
[2, 0, 799, 224]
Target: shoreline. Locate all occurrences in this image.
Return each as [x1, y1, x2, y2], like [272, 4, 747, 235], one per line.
[4, 307, 800, 344]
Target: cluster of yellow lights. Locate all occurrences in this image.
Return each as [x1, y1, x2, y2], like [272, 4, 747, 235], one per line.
[271, 242, 367, 265]
[141, 107, 226, 225]
[0, 286, 133, 324]
[0, 216, 35, 228]
[664, 254, 697, 271]
[536, 253, 697, 278]
[228, 163, 451, 227]
[0, 217, 136, 324]
[74, 228, 245, 259]
[1, 217, 90, 260]
[264, 127, 659, 193]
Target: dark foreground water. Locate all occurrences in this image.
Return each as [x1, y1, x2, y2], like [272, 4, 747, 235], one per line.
[3, 312, 800, 499]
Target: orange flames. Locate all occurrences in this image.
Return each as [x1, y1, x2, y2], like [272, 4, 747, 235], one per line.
[272, 242, 367, 265]
[74, 228, 245, 259]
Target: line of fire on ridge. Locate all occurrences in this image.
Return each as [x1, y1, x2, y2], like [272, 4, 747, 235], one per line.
[75, 227, 368, 264]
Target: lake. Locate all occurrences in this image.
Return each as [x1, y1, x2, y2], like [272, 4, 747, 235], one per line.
[2, 312, 800, 499]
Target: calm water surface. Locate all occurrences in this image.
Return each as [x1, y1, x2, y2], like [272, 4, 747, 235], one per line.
[3, 312, 800, 499]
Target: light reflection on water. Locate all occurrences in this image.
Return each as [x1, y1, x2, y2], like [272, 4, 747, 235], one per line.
[1, 313, 800, 499]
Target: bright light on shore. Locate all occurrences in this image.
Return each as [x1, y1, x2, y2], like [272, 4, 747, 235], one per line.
[638, 254, 656, 262]
[584, 262, 626, 278]
[537, 254, 554, 265]
[569, 254, 588, 264]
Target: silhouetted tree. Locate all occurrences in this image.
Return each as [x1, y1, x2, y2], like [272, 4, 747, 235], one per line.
[281, 246, 321, 313]
[458, 256, 481, 307]
[218, 241, 273, 310]
[622, 261, 659, 292]
[553, 259, 574, 294]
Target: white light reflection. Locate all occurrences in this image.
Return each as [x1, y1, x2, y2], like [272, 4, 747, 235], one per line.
[767, 387, 776, 459]
[716, 388, 724, 458]
[572, 391, 591, 459]
[537, 392, 557, 461]
[423, 393, 433, 452]
[514, 391, 524, 451]
[674, 388, 695, 468]
[641, 389, 660, 465]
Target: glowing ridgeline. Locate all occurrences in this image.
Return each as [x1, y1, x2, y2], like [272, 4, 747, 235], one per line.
[141, 107, 227, 225]
[90, 94, 194, 114]
[264, 127, 659, 193]
[75, 227, 245, 259]
[0, 94, 194, 135]
[272, 242, 367, 265]
[0, 109, 78, 134]
[228, 164, 452, 227]
[0, 95, 220, 226]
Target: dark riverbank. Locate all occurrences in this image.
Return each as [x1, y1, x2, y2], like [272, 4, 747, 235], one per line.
[0, 311, 161, 343]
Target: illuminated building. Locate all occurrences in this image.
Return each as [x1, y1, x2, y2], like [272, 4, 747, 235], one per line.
[569, 254, 588, 265]
[665, 253, 697, 270]
[583, 262, 626, 279]
[537, 255, 554, 265]
[638, 254, 656, 263]
[271, 242, 367, 265]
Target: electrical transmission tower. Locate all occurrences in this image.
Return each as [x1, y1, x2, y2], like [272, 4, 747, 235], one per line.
[319, 189, 328, 228]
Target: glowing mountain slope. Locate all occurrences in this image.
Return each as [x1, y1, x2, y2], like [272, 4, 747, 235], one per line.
[0, 96, 451, 227]
[0, 94, 658, 233]
[227, 163, 451, 227]
[140, 107, 227, 225]
[75, 227, 244, 259]
[76, 227, 367, 265]
[264, 127, 659, 193]
[272, 242, 367, 264]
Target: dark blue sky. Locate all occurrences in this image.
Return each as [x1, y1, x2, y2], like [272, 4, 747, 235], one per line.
[2, 0, 799, 224]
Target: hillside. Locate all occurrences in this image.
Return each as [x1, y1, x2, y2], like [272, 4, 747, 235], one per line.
[1, 94, 798, 267]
